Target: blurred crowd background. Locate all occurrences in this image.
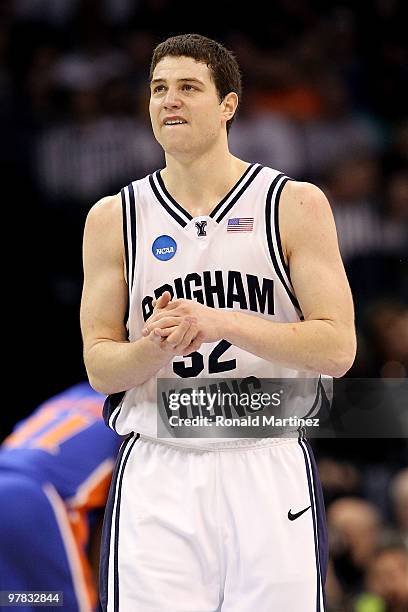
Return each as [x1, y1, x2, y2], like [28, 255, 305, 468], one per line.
[1, 1, 407, 610]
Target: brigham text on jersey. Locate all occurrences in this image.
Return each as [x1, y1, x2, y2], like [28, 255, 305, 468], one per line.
[142, 270, 274, 321]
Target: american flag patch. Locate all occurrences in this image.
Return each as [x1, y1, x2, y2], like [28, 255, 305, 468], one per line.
[227, 217, 254, 232]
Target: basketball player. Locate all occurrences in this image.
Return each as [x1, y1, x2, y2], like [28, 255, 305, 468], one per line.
[80, 34, 356, 611]
[0, 383, 121, 612]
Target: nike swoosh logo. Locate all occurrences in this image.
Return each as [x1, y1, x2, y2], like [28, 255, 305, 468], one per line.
[288, 505, 311, 521]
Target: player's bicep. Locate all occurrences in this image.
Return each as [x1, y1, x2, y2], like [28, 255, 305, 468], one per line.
[282, 182, 354, 328]
[80, 195, 128, 355]
[81, 262, 128, 347]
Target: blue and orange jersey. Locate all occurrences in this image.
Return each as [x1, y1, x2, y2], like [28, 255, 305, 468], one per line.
[0, 383, 122, 610]
[0, 382, 121, 504]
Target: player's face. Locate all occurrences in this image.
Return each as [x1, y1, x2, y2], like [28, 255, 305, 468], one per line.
[149, 55, 227, 158]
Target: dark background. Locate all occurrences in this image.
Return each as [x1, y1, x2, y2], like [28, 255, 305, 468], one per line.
[1, 2, 407, 609]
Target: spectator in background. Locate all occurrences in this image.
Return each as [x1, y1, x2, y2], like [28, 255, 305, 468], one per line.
[382, 122, 408, 175]
[317, 456, 361, 506]
[35, 77, 163, 204]
[229, 92, 306, 178]
[204, 35, 309, 177]
[33, 28, 164, 206]
[355, 542, 408, 612]
[327, 498, 382, 597]
[124, 30, 157, 91]
[363, 300, 408, 378]
[385, 169, 408, 223]
[325, 154, 385, 262]
[12, 0, 80, 26]
[325, 153, 406, 267]
[12, 0, 137, 27]
[323, 154, 407, 323]
[303, 74, 382, 179]
[390, 469, 408, 548]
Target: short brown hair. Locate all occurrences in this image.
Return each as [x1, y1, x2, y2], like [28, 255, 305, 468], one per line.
[149, 33, 242, 133]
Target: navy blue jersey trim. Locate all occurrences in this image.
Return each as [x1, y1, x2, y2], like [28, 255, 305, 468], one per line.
[274, 177, 292, 279]
[99, 434, 133, 612]
[149, 174, 188, 227]
[103, 392, 125, 432]
[214, 165, 263, 223]
[150, 165, 261, 226]
[121, 189, 129, 284]
[304, 377, 321, 419]
[300, 378, 332, 429]
[210, 163, 257, 220]
[298, 438, 327, 611]
[128, 183, 137, 292]
[113, 433, 139, 611]
[298, 437, 321, 612]
[111, 398, 124, 432]
[265, 176, 302, 313]
[121, 189, 130, 327]
[304, 438, 329, 609]
[156, 171, 193, 221]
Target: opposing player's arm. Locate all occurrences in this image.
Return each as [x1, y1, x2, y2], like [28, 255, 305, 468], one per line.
[80, 196, 198, 394]
[142, 182, 356, 377]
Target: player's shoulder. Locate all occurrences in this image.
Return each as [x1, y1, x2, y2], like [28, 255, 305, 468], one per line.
[88, 193, 122, 219]
[85, 170, 156, 229]
[257, 164, 330, 204]
[86, 193, 121, 226]
[283, 179, 328, 200]
[280, 179, 337, 253]
[83, 193, 124, 254]
[281, 179, 333, 221]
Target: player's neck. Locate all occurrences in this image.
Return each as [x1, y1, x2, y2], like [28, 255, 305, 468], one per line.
[161, 148, 249, 218]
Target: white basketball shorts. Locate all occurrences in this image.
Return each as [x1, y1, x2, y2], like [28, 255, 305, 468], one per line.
[100, 434, 327, 611]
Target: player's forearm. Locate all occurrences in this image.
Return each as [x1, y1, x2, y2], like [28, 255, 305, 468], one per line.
[85, 337, 171, 395]
[221, 311, 356, 378]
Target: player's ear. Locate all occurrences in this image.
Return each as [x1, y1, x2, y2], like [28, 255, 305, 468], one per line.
[221, 92, 238, 124]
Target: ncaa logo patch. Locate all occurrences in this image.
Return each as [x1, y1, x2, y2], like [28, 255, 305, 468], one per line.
[152, 235, 177, 261]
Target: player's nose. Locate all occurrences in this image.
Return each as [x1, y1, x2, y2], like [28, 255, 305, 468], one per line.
[163, 87, 182, 109]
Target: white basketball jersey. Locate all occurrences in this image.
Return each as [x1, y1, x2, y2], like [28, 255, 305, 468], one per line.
[105, 164, 330, 442]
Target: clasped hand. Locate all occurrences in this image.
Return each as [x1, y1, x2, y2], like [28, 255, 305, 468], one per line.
[142, 292, 223, 356]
